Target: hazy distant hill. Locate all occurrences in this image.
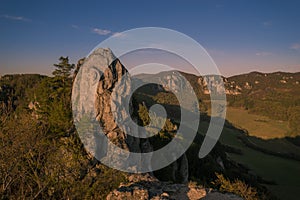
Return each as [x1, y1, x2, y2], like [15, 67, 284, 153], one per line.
[134, 70, 300, 137]
[228, 71, 300, 90]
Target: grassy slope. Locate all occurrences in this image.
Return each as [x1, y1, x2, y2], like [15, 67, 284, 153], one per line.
[245, 136, 300, 158]
[225, 107, 289, 139]
[222, 127, 300, 200]
[183, 120, 300, 200]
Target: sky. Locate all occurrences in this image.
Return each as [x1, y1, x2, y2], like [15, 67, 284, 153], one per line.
[1, 0, 300, 77]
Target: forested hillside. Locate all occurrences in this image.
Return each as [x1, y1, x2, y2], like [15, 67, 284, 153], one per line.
[226, 71, 300, 137]
[138, 70, 300, 137]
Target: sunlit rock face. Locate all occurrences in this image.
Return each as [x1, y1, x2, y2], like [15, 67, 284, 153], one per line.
[73, 48, 153, 171]
[73, 48, 189, 183]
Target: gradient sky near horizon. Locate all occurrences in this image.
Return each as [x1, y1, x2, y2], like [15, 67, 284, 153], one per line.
[1, 0, 300, 76]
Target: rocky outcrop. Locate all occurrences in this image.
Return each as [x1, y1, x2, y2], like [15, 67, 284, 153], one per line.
[28, 101, 40, 119]
[198, 76, 241, 95]
[106, 174, 204, 200]
[73, 48, 153, 172]
[94, 52, 154, 171]
[73, 48, 190, 180]
[106, 174, 243, 200]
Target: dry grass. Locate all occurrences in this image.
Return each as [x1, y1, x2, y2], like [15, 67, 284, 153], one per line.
[225, 107, 290, 139]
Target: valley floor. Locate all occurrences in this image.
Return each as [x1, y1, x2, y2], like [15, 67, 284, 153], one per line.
[185, 111, 300, 200]
[223, 107, 289, 139]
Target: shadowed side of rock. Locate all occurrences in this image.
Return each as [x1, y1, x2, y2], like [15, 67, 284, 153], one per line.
[77, 48, 152, 171]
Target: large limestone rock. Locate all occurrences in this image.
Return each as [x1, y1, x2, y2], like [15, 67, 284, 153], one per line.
[74, 48, 225, 198]
[74, 48, 189, 179]
[73, 48, 153, 171]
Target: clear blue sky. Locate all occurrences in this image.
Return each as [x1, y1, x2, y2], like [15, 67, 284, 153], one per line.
[1, 0, 300, 76]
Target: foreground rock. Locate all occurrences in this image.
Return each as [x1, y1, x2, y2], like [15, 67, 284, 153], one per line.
[106, 174, 243, 200]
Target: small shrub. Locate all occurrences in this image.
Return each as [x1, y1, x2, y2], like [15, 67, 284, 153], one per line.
[212, 173, 259, 200]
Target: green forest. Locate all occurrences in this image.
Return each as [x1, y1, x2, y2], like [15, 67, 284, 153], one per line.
[226, 72, 300, 137]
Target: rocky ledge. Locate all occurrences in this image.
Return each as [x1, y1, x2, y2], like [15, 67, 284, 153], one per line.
[106, 174, 243, 200]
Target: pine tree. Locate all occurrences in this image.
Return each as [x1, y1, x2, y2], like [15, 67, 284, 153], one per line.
[52, 56, 75, 88]
[35, 56, 75, 136]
